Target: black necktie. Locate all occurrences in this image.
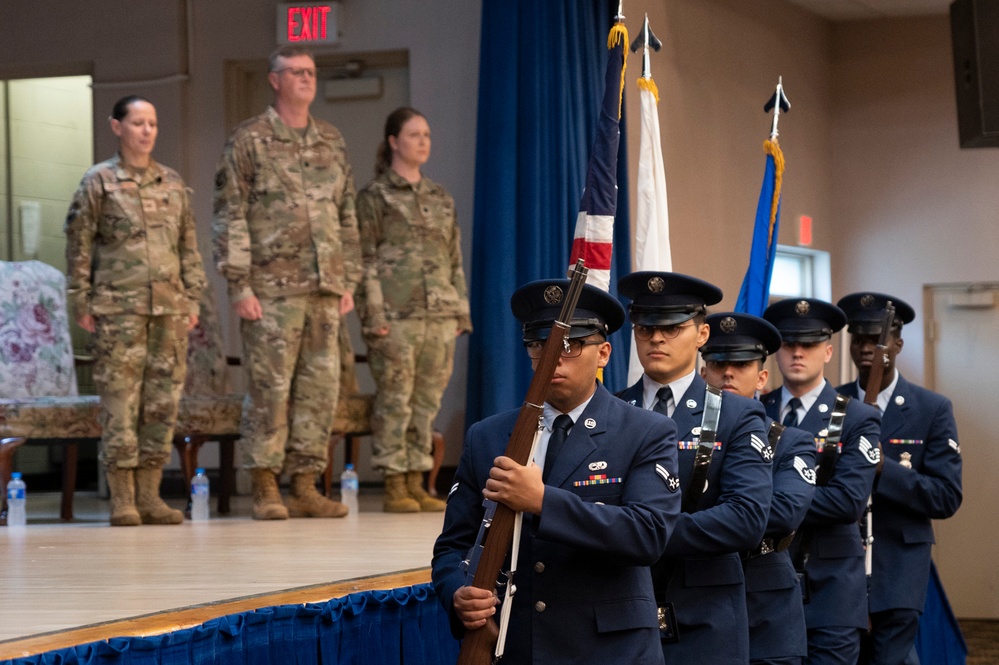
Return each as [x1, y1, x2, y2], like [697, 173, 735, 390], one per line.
[653, 386, 673, 417]
[783, 397, 802, 427]
[543, 414, 573, 483]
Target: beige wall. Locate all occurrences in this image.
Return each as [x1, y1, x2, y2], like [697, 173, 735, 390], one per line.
[830, 15, 999, 385]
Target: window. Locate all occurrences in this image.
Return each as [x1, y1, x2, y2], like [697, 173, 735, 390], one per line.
[769, 245, 830, 301]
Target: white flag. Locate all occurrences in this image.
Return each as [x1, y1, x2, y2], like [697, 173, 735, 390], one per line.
[628, 76, 672, 385]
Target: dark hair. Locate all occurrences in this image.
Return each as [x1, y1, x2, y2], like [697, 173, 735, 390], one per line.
[111, 95, 152, 121]
[269, 45, 314, 72]
[375, 106, 425, 176]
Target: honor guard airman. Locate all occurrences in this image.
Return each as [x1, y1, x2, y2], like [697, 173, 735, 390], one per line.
[762, 298, 881, 665]
[432, 280, 681, 665]
[617, 272, 772, 665]
[701, 312, 817, 665]
[835, 292, 962, 665]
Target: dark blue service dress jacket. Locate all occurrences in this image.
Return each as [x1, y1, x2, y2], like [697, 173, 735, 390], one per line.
[620, 374, 772, 665]
[762, 380, 881, 630]
[743, 418, 816, 661]
[837, 374, 962, 613]
[432, 383, 681, 665]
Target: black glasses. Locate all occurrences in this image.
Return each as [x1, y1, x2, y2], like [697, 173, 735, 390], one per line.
[274, 67, 316, 79]
[525, 339, 603, 360]
[633, 322, 694, 341]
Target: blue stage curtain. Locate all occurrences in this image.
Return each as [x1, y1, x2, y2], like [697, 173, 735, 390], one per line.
[2, 584, 459, 665]
[465, 0, 632, 428]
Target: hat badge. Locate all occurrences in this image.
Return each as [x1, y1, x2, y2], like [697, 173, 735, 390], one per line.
[647, 276, 665, 293]
[719, 316, 737, 334]
[861, 294, 875, 308]
[543, 285, 564, 304]
[795, 300, 810, 315]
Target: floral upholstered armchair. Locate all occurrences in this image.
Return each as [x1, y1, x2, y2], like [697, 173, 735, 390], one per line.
[0, 261, 78, 398]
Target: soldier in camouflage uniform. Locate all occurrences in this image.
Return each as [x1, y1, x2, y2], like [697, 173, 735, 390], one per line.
[65, 95, 206, 527]
[356, 108, 472, 512]
[212, 45, 362, 520]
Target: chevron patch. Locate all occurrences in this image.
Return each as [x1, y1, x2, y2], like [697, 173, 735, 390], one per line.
[751, 434, 774, 462]
[656, 463, 681, 493]
[794, 455, 816, 485]
[949, 439, 961, 455]
[448, 482, 459, 498]
[859, 436, 881, 465]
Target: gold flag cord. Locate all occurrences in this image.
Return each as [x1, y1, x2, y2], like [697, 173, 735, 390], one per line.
[608, 22, 629, 119]
[763, 138, 786, 247]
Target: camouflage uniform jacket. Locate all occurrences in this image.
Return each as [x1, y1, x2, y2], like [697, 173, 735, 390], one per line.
[65, 154, 206, 319]
[355, 170, 472, 334]
[212, 106, 361, 303]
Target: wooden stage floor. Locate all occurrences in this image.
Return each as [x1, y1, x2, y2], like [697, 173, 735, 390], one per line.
[0, 490, 444, 659]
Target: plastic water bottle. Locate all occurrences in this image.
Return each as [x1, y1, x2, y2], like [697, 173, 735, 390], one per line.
[190, 468, 210, 522]
[6, 472, 27, 527]
[340, 464, 359, 518]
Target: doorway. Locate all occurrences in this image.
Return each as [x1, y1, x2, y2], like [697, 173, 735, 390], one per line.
[925, 281, 999, 618]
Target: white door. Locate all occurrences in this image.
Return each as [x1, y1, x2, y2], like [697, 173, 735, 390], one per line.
[925, 282, 999, 618]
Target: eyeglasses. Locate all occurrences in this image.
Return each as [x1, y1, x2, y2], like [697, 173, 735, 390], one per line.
[633, 322, 694, 341]
[525, 338, 604, 360]
[274, 67, 317, 79]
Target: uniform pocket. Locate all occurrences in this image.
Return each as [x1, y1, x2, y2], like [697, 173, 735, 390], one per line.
[593, 596, 660, 633]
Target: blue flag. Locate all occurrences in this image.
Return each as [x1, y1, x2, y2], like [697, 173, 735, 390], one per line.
[735, 139, 785, 316]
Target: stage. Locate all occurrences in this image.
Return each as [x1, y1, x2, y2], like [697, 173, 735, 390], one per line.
[0, 491, 443, 660]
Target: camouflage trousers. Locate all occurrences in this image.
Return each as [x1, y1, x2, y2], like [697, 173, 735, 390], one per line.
[92, 314, 189, 469]
[366, 317, 457, 474]
[240, 293, 341, 475]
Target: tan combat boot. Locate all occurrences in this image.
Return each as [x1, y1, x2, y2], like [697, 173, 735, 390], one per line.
[406, 470, 446, 512]
[135, 466, 184, 524]
[106, 467, 141, 526]
[383, 473, 421, 513]
[250, 468, 289, 520]
[285, 473, 348, 518]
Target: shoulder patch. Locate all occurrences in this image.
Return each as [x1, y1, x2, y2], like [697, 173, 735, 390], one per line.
[794, 456, 817, 485]
[751, 434, 774, 462]
[859, 436, 881, 465]
[655, 463, 681, 493]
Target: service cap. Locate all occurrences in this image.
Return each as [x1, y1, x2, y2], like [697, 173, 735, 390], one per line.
[511, 280, 626, 342]
[836, 292, 915, 335]
[763, 298, 846, 343]
[617, 271, 723, 326]
[702, 312, 782, 362]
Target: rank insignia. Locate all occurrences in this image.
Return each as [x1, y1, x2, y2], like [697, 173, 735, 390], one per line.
[656, 463, 681, 492]
[900, 452, 913, 469]
[859, 436, 881, 465]
[949, 439, 961, 454]
[448, 482, 459, 497]
[794, 456, 817, 485]
[751, 434, 774, 462]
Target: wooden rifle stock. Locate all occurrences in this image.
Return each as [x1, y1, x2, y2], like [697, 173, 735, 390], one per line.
[863, 301, 896, 408]
[456, 260, 589, 665]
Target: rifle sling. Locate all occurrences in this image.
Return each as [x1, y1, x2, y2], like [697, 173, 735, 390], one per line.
[682, 385, 723, 514]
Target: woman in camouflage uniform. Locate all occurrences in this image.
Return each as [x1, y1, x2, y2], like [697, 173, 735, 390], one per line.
[65, 96, 206, 526]
[356, 107, 472, 512]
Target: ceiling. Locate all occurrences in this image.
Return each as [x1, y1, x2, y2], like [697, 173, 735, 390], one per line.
[785, 0, 953, 21]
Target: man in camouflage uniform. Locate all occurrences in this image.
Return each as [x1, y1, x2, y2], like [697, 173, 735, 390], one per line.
[212, 45, 362, 520]
[65, 95, 206, 526]
[355, 108, 472, 512]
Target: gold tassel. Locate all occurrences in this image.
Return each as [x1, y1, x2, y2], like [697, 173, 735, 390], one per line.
[637, 76, 660, 105]
[608, 23, 629, 119]
[763, 138, 786, 246]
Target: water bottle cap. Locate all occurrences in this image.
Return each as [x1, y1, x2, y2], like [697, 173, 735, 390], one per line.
[345, 464, 354, 470]
[11, 472, 21, 479]
[195, 468, 205, 475]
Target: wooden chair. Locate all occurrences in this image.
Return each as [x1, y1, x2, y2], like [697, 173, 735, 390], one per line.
[323, 326, 445, 497]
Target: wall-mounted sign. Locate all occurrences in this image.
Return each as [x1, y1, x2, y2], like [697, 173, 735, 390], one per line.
[277, 2, 341, 45]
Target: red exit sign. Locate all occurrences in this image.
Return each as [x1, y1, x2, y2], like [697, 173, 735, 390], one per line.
[277, 2, 340, 44]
